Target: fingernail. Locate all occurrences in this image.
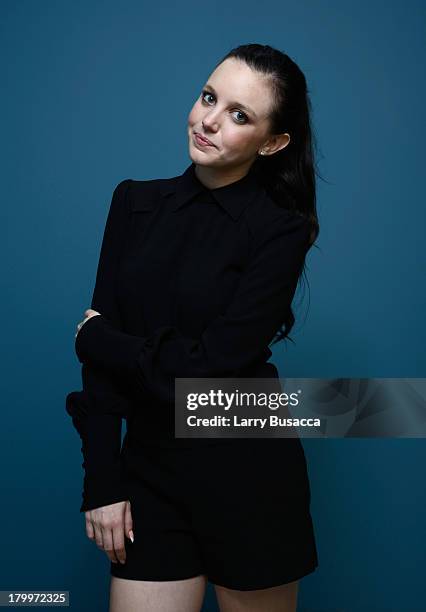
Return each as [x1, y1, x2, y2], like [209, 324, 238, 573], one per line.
[129, 530, 134, 543]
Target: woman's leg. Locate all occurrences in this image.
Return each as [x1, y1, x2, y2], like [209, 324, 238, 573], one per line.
[214, 579, 299, 612]
[109, 574, 208, 612]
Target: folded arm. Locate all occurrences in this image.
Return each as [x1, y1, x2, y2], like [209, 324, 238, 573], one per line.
[74, 211, 311, 407]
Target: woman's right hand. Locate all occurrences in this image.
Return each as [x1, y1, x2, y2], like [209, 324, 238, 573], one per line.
[85, 500, 134, 564]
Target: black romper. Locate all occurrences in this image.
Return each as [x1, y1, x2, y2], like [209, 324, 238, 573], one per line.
[66, 161, 319, 590]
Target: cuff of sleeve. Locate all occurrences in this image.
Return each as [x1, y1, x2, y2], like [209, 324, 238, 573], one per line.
[78, 412, 128, 512]
[75, 314, 146, 376]
[65, 402, 129, 513]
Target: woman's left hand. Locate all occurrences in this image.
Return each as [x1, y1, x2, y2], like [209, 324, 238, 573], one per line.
[75, 308, 101, 338]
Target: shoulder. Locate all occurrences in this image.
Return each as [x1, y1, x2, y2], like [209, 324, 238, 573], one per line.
[115, 175, 175, 212]
[112, 178, 133, 197]
[109, 178, 132, 213]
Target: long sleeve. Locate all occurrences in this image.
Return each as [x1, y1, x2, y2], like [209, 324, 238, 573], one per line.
[65, 178, 133, 512]
[74, 211, 311, 407]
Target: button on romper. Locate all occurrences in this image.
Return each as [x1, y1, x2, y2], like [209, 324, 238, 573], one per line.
[66, 162, 319, 590]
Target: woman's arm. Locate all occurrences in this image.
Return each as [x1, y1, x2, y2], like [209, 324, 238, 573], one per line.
[74, 211, 311, 407]
[65, 178, 133, 513]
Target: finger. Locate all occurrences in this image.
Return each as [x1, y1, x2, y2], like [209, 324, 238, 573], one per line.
[93, 523, 104, 550]
[85, 309, 100, 318]
[85, 514, 95, 541]
[112, 524, 127, 565]
[124, 501, 134, 542]
[101, 526, 119, 564]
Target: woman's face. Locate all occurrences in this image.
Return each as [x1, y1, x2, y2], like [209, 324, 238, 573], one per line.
[187, 57, 287, 175]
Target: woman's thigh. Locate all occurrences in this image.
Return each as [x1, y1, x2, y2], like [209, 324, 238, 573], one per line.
[109, 574, 208, 612]
[214, 579, 299, 612]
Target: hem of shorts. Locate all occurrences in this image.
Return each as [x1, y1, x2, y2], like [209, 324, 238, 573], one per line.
[110, 565, 206, 582]
[208, 561, 319, 592]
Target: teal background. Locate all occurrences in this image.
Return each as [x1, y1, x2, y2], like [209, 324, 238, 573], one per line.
[1, 0, 425, 610]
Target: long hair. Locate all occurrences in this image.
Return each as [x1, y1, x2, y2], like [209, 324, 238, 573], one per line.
[214, 43, 322, 346]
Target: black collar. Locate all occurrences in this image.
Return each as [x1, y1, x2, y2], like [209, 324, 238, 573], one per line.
[159, 162, 263, 221]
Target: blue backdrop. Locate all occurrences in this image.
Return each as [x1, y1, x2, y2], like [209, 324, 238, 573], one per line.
[1, 1, 425, 610]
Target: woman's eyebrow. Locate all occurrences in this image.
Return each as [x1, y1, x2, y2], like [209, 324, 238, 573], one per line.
[204, 83, 258, 118]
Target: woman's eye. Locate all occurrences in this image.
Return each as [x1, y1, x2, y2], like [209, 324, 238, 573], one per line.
[201, 90, 215, 104]
[232, 110, 248, 124]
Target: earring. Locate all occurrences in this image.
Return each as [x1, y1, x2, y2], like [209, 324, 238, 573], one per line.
[259, 150, 265, 155]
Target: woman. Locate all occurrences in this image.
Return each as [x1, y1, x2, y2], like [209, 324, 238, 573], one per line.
[66, 43, 320, 612]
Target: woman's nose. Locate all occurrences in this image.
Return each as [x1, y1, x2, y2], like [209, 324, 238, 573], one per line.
[202, 114, 219, 130]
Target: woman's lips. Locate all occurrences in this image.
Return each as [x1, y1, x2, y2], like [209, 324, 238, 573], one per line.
[194, 132, 215, 147]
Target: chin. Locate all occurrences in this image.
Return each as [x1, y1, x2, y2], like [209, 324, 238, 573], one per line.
[189, 152, 207, 167]
[188, 144, 208, 162]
